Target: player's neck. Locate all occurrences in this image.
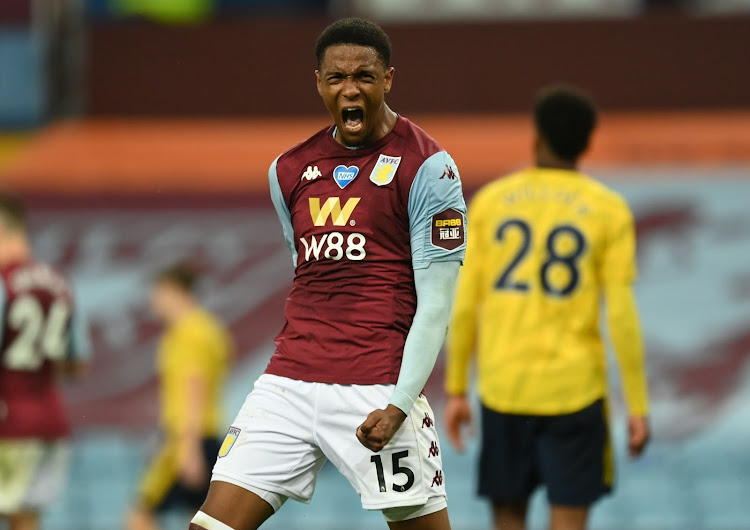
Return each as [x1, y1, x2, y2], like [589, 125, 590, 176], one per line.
[165, 299, 199, 325]
[372, 104, 398, 144]
[535, 157, 578, 172]
[535, 141, 579, 171]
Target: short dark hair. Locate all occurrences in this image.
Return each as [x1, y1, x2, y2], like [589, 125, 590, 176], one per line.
[156, 263, 198, 294]
[534, 85, 597, 161]
[0, 193, 27, 231]
[315, 18, 392, 69]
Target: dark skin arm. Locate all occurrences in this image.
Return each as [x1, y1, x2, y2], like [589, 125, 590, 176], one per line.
[356, 404, 407, 452]
[628, 416, 650, 458]
[444, 393, 472, 452]
[179, 376, 208, 488]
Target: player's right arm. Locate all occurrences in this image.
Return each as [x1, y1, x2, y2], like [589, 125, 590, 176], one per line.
[602, 199, 650, 458]
[58, 285, 92, 377]
[444, 191, 487, 451]
[268, 157, 298, 266]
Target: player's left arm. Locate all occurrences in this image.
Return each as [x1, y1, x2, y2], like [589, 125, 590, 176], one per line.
[180, 374, 208, 487]
[602, 202, 650, 458]
[444, 192, 487, 451]
[357, 151, 466, 452]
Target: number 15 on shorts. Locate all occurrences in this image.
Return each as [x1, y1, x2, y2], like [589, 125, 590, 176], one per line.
[370, 451, 415, 493]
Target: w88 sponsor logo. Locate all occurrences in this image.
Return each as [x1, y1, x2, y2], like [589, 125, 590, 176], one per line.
[300, 232, 366, 262]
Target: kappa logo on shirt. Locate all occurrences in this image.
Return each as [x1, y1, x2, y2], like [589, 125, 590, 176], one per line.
[369, 154, 401, 186]
[439, 165, 458, 180]
[301, 166, 322, 181]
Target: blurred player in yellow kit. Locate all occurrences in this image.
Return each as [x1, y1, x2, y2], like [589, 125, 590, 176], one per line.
[445, 86, 650, 530]
[128, 264, 231, 530]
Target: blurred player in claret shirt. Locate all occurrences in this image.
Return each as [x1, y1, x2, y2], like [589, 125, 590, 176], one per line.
[445, 86, 650, 530]
[0, 194, 90, 530]
[128, 264, 231, 530]
[190, 18, 466, 530]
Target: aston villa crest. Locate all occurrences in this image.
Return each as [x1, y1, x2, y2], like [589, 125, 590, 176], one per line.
[369, 154, 402, 186]
[218, 426, 241, 458]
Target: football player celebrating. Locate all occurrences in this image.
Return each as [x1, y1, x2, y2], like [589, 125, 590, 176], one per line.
[190, 18, 466, 530]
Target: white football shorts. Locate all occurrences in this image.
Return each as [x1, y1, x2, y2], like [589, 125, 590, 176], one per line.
[0, 439, 69, 514]
[212, 374, 447, 520]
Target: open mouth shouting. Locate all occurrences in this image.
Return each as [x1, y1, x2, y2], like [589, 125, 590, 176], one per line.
[341, 107, 365, 135]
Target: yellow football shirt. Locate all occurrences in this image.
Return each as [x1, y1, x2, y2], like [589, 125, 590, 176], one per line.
[446, 167, 649, 416]
[157, 308, 231, 437]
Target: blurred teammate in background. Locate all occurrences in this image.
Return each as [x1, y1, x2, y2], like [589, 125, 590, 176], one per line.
[191, 17, 465, 530]
[445, 86, 650, 530]
[129, 264, 231, 530]
[0, 194, 90, 530]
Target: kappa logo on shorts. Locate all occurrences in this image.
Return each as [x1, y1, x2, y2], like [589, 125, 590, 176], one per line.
[431, 208, 465, 251]
[428, 441, 440, 458]
[422, 412, 434, 428]
[431, 470, 444, 487]
[369, 154, 401, 186]
[218, 426, 241, 458]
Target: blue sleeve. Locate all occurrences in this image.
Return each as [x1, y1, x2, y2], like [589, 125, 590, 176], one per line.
[389, 261, 460, 414]
[269, 157, 298, 267]
[408, 151, 467, 270]
[69, 283, 91, 362]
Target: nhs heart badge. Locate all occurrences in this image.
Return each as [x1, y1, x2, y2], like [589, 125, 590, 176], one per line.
[333, 165, 359, 189]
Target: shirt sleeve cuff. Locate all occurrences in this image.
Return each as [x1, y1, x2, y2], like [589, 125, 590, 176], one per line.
[627, 400, 650, 417]
[445, 382, 468, 396]
[388, 389, 416, 416]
